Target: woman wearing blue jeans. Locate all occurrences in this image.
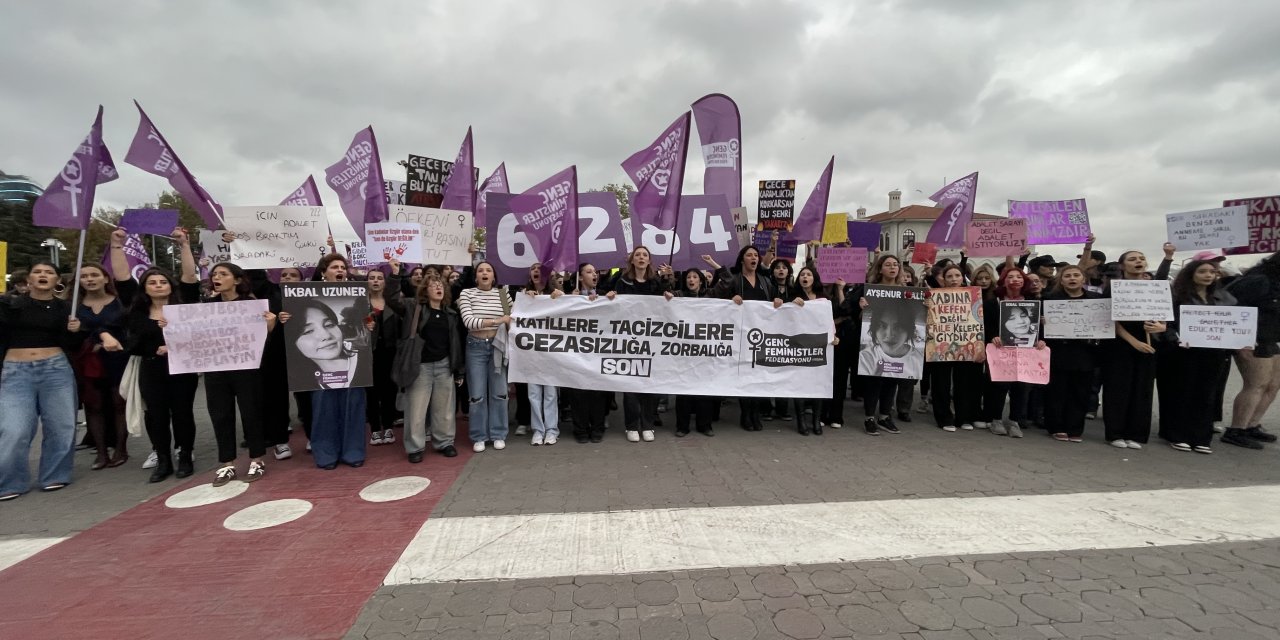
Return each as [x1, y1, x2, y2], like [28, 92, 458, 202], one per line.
[0, 261, 83, 500]
[458, 262, 512, 452]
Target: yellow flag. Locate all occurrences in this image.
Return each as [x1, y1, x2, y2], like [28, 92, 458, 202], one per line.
[821, 214, 848, 245]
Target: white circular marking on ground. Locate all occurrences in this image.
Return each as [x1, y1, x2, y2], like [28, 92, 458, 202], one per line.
[222, 499, 313, 531]
[359, 476, 432, 503]
[164, 482, 250, 509]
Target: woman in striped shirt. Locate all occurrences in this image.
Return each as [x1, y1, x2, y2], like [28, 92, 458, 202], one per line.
[458, 261, 513, 452]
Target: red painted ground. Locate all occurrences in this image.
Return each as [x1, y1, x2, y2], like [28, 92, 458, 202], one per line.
[0, 427, 471, 640]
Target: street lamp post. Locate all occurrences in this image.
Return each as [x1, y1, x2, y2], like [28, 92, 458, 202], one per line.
[40, 238, 67, 267]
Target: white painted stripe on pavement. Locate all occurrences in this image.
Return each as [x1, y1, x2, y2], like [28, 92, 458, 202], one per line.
[0, 536, 67, 573]
[385, 485, 1280, 584]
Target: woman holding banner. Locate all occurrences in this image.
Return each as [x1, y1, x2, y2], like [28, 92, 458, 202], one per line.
[73, 261, 130, 470]
[856, 253, 912, 436]
[709, 246, 780, 432]
[790, 266, 835, 436]
[606, 246, 673, 442]
[926, 264, 983, 433]
[459, 261, 513, 452]
[179, 235, 276, 486]
[980, 268, 1044, 438]
[766, 259, 799, 421]
[568, 262, 612, 443]
[522, 263, 563, 445]
[0, 261, 82, 500]
[1042, 266, 1101, 442]
[667, 267, 718, 437]
[1160, 260, 1236, 454]
[1102, 250, 1165, 449]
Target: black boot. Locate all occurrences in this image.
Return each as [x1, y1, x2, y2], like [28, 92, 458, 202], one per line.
[175, 451, 194, 479]
[149, 454, 174, 483]
[795, 410, 809, 435]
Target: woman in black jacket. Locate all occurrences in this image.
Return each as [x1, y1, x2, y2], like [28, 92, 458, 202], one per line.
[366, 262, 406, 447]
[668, 268, 717, 437]
[401, 274, 465, 462]
[605, 246, 672, 442]
[1223, 252, 1280, 449]
[1159, 260, 1235, 453]
[705, 247, 782, 430]
[1042, 266, 1101, 442]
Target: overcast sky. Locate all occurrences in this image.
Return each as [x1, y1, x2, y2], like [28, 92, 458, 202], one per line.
[3, 0, 1278, 260]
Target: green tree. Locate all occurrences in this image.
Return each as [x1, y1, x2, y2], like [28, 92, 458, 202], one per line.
[591, 182, 635, 219]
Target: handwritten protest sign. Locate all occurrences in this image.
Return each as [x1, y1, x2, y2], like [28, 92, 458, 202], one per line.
[911, 242, 938, 265]
[365, 222, 423, 264]
[223, 206, 329, 269]
[120, 209, 178, 236]
[345, 241, 368, 268]
[925, 287, 984, 362]
[821, 214, 849, 245]
[1110, 279, 1174, 321]
[1008, 199, 1090, 244]
[1180, 305, 1258, 350]
[965, 218, 1027, 257]
[1044, 298, 1115, 339]
[985, 344, 1050, 385]
[1166, 206, 1249, 250]
[846, 221, 881, 250]
[162, 299, 269, 374]
[815, 247, 867, 284]
[198, 229, 233, 265]
[756, 179, 795, 231]
[1223, 195, 1280, 255]
[730, 207, 751, 247]
[388, 205, 474, 265]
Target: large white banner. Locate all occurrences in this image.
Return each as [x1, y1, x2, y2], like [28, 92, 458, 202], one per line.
[162, 299, 269, 374]
[507, 295, 834, 397]
[224, 205, 330, 269]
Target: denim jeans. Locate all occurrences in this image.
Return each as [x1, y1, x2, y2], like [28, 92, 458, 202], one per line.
[0, 355, 78, 496]
[310, 387, 367, 467]
[405, 359, 456, 453]
[466, 336, 508, 443]
[528, 384, 559, 438]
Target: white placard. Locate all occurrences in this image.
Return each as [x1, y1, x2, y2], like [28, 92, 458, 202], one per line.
[198, 229, 232, 265]
[1165, 205, 1250, 250]
[223, 206, 330, 269]
[162, 300, 270, 374]
[506, 295, 834, 397]
[1180, 305, 1257, 350]
[387, 205, 474, 265]
[1044, 298, 1115, 339]
[365, 222, 423, 264]
[1110, 279, 1175, 321]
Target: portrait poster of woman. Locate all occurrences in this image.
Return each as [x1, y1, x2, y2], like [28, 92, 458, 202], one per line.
[281, 282, 375, 391]
[857, 285, 927, 380]
[1000, 300, 1042, 349]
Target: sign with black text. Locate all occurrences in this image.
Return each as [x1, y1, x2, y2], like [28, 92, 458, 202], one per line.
[162, 300, 270, 374]
[756, 179, 795, 231]
[1180, 305, 1257, 350]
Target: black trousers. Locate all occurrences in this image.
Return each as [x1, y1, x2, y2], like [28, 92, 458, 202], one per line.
[1044, 366, 1092, 438]
[260, 345, 291, 447]
[823, 343, 853, 425]
[570, 388, 609, 438]
[138, 356, 199, 455]
[514, 382, 531, 426]
[676, 395, 715, 432]
[623, 392, 658, 430]
[861, 376, 898, 418]
[205, 370, 265, 462]
[1159, 347, 1228, 447]
[1102, 343, 1156, 443]
[365, 346, 399, 432]
[295, 391, 313, 439]
[984, 381, 1029, 423]
[929, 362, 980, 427]
[894, 379, 914, 414]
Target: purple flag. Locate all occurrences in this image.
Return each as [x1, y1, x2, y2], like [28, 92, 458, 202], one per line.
[789, 156, 835, 243]
[124, 101, 222, 229]
[440, 127, 475, 212]
[324, 126, 388, 238]
[925, 172, 979, 248]
[512, 166, 578, 273]
[119, 209, 179, 236]
[102, 232, 152, 282]
[691, 93, 742, 209]
[475, 162, 509, 229]
[33, 106, 118, 230]
[280, 175, 324, 206]
[622, 112, 691, 232]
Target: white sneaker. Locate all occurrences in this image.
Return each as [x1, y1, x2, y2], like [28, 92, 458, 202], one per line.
[370, 431, 384, 446]
[382, 429, 395, 445]
[515, 425, 529, 436]
[473, 441, 486, 453]
[274, 444, 292, 460]
[531, 432, 544, 446]
[916, 400, 931, 414]
[142, 451, 159, 469]
[306, 441, 312, 452]
[1110, 439, 1129, 449]
[1213, 424, 1226, 433]
[641, 430, 655, 442]
[626, 430, 641, 442]
[1085, 413, 1097, 420]
[544, 434, 558, 445]
[960, 424, 974, 431]
[1125, 440, 1143, 450]
[828, 422, 842, 430]
[973, 421, 990, 430]
[493, 439, 506, 450]
[942, 425, 957, 432]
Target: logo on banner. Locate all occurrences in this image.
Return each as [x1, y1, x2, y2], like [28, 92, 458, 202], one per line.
[601, 357, 652, 377]
[747, 328, 827, 368]
[702, 138, 740, 169]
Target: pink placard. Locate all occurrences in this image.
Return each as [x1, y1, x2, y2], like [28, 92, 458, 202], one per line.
[965, 218, 1027, 257]
[815, 247, 868, 284]
[985, 344, 1050, 385]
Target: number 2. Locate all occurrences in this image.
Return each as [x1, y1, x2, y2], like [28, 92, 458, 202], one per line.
[577, 206, 616, 254]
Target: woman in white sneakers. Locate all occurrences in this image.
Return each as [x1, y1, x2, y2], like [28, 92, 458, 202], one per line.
[458, 261, 513, 452]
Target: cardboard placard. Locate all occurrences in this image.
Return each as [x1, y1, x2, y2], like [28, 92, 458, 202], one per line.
[1109, 279, 1174, 321]
[985, 344, 1050, 385]
[365, 222, 423, 264]
[756, 179, 795, 231]
[1008, 199, 1091, 244]
[162, 300, 270, 374]
[1043, 298, 1115, 339]
[846, 221, 881, 250]
[999, 300, 1041, 348]
[965, 218, 1027, 257]
[1179, 305, 1257, 350]
[911, 242, 938, 265]
[925, 287, 984, 362]
[388, 205, 474, 266]
[821, 214, 849, 245]
[1165, 205, 1249, 251]
[814, 247, 868, 284]
[223, 206, 330, 269]
[119, 209, 179, 236]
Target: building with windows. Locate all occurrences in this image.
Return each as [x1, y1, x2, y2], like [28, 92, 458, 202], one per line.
[0, 172, 43, 203]
[858, 189, 1001, 258]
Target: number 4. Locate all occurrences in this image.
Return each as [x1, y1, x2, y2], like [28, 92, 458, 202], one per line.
[689, 207, 731, 252]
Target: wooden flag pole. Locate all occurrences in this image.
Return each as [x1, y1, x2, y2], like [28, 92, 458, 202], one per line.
[68, 228, 87, 315]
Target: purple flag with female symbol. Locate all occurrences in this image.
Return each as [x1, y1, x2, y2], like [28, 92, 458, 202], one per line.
[622, 112, 691, 232]
[124, 101, 222, 229]
[441, 127, 475, 213]
[925, 172, 979, 248]
[280, 175, 324, 206]
[324, 126, 388, 238]
[512, 166, 578, 273]
[34, 106, 118, 230]
[789, 156, 835, 243]
[691, 93, 742, 209]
